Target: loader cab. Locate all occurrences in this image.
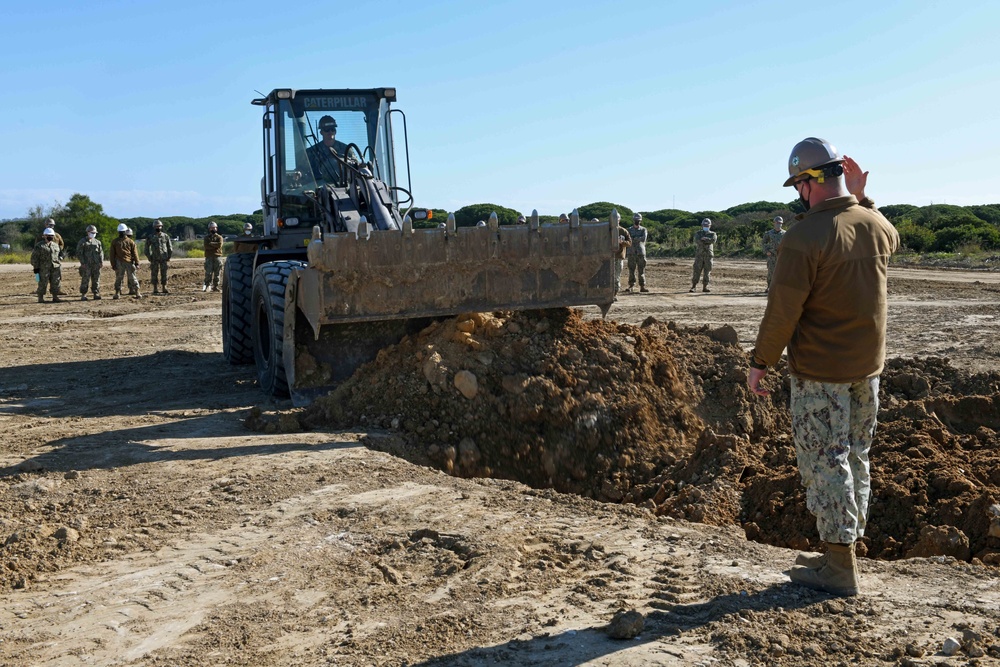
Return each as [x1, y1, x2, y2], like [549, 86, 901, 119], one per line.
[252, 88, 404, 248]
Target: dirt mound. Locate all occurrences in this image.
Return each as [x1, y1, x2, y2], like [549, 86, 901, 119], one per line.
[289, 310, 1000, 565]
[303, 309, 703, 501]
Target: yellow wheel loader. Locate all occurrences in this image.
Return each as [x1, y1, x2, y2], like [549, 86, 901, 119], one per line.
[224, 88, 618, 404]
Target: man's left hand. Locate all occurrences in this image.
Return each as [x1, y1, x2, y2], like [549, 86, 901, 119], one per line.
[748, 367, 770, 397]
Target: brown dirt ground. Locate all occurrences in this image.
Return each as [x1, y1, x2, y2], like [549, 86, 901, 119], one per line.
[2, 257, 1000, 666]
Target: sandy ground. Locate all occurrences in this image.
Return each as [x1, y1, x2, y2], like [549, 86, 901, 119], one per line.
[1, 257, 1000, 666]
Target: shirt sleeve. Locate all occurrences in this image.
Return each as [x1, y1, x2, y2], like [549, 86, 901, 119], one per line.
[752, 244, 815, 367]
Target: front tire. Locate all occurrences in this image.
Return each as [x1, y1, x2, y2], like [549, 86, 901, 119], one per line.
[222, 253, 255, 364]
[251, 261, 304, 397]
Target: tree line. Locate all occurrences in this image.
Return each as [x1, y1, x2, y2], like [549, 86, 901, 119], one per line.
[3, 194, 998, 259]
[0, 194, 261, 258]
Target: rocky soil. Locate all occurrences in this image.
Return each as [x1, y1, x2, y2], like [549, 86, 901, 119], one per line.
[2, 257, 1000, 666]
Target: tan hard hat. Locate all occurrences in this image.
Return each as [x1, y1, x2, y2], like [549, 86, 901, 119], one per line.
[784, 137, 843, 187]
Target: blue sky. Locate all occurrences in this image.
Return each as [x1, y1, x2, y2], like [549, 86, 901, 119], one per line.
[2, 0, 997, 220]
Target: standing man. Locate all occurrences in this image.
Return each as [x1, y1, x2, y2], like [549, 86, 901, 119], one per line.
[76, 224, 105, 300]
[747, 138, 900, 597]
[31, 228, 63, 303]
[111, 223, 142, 299]
[40, 218, 65, 254]
[144, 219, 174, 295]
[690, 218, 717, 292]
[203, 221, 224, 292]
[614, 218, 631, 301]
[762, 216, 786, 293]
[625, 213, 648, 293]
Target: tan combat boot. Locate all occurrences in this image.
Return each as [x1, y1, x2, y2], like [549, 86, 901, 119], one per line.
[795, 550, 827, 568]
[788, 542, 859, 596]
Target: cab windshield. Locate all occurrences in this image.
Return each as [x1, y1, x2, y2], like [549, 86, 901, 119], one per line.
[277, 93, 394, 200]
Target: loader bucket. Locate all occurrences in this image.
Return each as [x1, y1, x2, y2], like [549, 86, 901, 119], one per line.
[283, 217, 617, 404]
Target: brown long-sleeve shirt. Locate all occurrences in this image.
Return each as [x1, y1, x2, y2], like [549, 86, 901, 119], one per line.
[110, 236, 140, 268]
[752, 195, 900, 383]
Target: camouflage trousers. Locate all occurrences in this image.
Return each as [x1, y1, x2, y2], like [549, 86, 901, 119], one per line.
[614, 259, 624, 294]
[791, 376, 879, 545]
[692, 254, 713, 287]
[627, 254, 646, 288]
[204, 256, 222, 289]
[114, 263, 140, 295]
[79, 264, 101, 296]
[149, 260, 169, 286]
[766, 256, 778, 288]
[37, 265, 62, 297]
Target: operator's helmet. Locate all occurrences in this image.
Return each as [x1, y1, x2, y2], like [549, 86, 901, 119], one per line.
[154, 220, 163, 228]
[784, 137, 843, 187]
[117, 223, 129, 232]
[517, 215, 526, 224]
[46, 218, 56, 227]
[243, 222, 253, 232]
[774, 216, 784, 224]
[85, 225, 97, 233]
[208, 222, 218, 230]
[702, 218, 712, 226]
[476, 220, 487, 227]
[559, 213, 569, 222]
[591, 218, 600, 223]
[633, 213, 642, 222]
[42, 228, 55, 237]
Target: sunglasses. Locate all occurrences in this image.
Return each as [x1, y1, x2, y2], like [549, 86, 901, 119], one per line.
[321, 128, 337, 134]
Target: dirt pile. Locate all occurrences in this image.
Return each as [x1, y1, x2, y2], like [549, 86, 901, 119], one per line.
[303, 309, 705, 501]
[290, 309, 1000, 565]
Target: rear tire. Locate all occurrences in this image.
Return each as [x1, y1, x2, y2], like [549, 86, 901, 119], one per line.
[222, 253, 255, 364]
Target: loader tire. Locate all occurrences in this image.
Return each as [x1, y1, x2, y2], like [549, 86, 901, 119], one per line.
[222, 252, 255, 365]
[251, 260, 304, 397]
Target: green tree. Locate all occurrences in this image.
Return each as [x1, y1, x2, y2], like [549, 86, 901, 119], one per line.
[577, 201, 635, 222]
[453, 203, 520, 227]
[895, 218, 936, 252]
[49, 195, 117, 257]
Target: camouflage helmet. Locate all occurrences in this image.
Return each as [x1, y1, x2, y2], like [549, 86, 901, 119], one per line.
[774, 216, 784, 224]
[45, 218, 56, 227]
[559, 213, 569, 222]
[85, 225, 97, 233]
[517, 215, 526, 223]
[125, 227, 133, 236]
[208, 221, 218, 230]
[154, 219, 163, 228]
[702, 218, 712, 226]
[784, 137, 843, 187]
[243, 222, 253, 231]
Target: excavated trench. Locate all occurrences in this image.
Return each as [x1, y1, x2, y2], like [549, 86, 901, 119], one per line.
[255, 309, 1000, 565]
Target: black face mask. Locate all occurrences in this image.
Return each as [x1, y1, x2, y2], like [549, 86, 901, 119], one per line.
[797, 181, 811, 211]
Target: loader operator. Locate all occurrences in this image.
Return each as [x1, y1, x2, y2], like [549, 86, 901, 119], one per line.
[747, 138, 899, 597]
[307, 116, 349, 185]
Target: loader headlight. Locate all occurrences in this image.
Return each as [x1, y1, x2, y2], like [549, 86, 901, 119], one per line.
[276, 89, 292, 99]
[284, 217, 300, 227]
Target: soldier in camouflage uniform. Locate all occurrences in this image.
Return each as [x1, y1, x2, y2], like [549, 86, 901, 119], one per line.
[76, 225, 105, 300]
[203, 221, 224, 291]
[690, 218, 717, 292]
[39, 218, 65, 254]
[144, 219, 174, 295]
[762, 216, 786, 292]
[748, 138, 900, 597]
[31, 228, 63, 303]
[110, 223, 142, 299]
[625, 213, 648, 293]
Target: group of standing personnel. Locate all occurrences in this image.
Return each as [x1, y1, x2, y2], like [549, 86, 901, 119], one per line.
[31, 219, 237, 302]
